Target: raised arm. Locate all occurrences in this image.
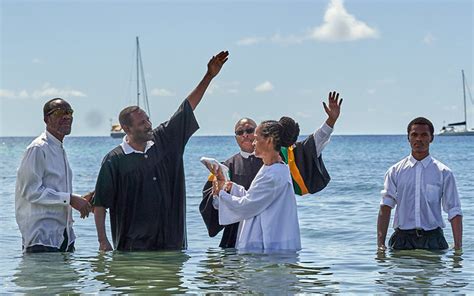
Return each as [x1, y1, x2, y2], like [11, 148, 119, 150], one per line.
[323, 91, 343, 128]
[187, 51, 229, 110]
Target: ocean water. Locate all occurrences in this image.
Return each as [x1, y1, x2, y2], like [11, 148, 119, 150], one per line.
[0, 135, 472, 294]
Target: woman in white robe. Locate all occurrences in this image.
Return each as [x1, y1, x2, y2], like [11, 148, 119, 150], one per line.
[212, 120, 301, 252]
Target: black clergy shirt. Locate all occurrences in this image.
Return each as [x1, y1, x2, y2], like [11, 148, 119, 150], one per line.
[94, 99, 199, 251]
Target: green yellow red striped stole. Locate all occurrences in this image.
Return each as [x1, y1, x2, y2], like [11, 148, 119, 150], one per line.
[280, 146, 309, 195]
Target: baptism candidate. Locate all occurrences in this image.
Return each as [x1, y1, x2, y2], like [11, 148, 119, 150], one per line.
[93, 51, 229, 251]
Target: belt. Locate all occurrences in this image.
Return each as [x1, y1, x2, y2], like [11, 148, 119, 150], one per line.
[396, 227, 442, 238]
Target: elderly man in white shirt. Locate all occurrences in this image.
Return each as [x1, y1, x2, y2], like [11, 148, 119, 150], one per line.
[377, 117, 463, 251]
[15, 98, 92, 253]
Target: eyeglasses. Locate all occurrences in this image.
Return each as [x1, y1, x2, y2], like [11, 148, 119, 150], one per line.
[235, 127, 255, 136]
[46, 108, 74, 117]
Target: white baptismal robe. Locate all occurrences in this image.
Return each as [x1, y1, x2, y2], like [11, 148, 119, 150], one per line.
[217, 163, 301, 252]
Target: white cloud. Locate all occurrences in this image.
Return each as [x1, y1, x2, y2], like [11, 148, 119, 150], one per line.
[0, 83, 86, 99]
[227, 89, 239, 94]
[296, 111, 312, 118]
[0, 89, 16, 98]
[310, 0, 378, 42]
[236, 37, 265, 46]
[422, 33, 436, 44]
[32, 58, 43, 64]
[270, 33, 304, 45]
[207, 82, 219, 95]
[150, 88, 175, 97]
[236, 0, 378, 46]
[255, 81, 274, 92]
[367, 88, 376, 95]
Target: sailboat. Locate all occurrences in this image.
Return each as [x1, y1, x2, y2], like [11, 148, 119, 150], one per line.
[439, 70, 474, 136]
[110, 37, 151, 138]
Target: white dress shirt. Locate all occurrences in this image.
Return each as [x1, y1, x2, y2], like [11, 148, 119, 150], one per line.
[120, 135, 155, 154]
[381, 154, 462, 230]
[15, 131, 76, 251]
[312, 122, 333, 158]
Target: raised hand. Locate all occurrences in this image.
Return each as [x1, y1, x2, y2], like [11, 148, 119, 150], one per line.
[207, 51, 229, 78]
[323, 91, 343, 128]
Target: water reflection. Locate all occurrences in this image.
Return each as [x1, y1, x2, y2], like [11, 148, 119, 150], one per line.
[13, 253, 80, 294]
[90, 251, 189, 293]
[193, 248, 339, 294]
[375, 249, 468, 293]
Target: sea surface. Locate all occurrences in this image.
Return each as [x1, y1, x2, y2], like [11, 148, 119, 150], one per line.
[0, 135, 473, 294]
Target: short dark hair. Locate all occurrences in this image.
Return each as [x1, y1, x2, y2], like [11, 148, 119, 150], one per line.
[234, 117, 257, 131]
[259, 120, 295, 152]
[43, 97, 69, 117]
[279, 116, 300, 146]
[119, 106, 140, 127]
[407, 117, 434, 137]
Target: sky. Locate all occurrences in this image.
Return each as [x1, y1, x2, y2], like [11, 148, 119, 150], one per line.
[1, 0, 473, 136]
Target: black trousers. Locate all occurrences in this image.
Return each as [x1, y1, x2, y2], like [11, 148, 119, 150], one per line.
[25, 229, 75, 253]
[389, 227, 449, 250]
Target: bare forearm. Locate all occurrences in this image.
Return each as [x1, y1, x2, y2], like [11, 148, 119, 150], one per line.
[94, 206, 109, 242]
[187, 72, 213, 110]
[450, 215, 463, 249]
[377, 205, 392, 248]
[325, 117, 336, 128]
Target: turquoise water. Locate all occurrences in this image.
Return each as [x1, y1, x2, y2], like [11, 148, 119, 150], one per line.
[1, 135, 473, 293]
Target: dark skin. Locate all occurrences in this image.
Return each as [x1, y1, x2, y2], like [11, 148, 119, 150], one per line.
[43, 99, 92, 218]
[94, 51, 229, 251]
[377, 123, 462, 250]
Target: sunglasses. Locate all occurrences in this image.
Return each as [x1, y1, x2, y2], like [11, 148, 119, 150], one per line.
[46, 108, 74, 117]
[235, 127, 255, 136]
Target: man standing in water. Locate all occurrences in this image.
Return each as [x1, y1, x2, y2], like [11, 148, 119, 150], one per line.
[15, 98, 92, 253]
[377, 117, 463, 250]
[93, 51, 229, 251]
[200, 91, 342, 248]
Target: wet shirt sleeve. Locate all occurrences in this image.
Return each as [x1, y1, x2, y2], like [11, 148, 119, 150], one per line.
[153, 99, 199, 154]
[380, 166, 397, 208]
[442, 170, 462, 220]
[93, 154, 117, 209]
[16, 146, 70, 205]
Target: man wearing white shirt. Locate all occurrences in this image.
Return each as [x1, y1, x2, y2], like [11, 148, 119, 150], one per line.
[15, 98, 92, 253]
[377, 117, 463, 250]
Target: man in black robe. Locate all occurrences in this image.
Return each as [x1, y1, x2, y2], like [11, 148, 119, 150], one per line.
[93, 51, 229, 251]
[200, 91, 342, 248]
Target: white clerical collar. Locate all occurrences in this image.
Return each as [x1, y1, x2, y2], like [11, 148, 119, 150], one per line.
[239, 150, 254, 159]
[120, 135, 154, 155]
[45, 130, 63, 147]
[408, 154, 432, 168]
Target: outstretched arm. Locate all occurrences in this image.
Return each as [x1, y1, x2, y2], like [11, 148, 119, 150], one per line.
[187, 51, 229, 110]
[323, 91, 343, 128]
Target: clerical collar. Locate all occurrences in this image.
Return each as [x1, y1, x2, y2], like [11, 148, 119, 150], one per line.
[121, 135, 155, 155]
[239, 150, 254, 159]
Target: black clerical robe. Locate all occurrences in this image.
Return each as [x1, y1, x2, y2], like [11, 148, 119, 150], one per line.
[200, 153, 263, 248]
[200, 133, 330, 248]
[94, 100, 198, 251]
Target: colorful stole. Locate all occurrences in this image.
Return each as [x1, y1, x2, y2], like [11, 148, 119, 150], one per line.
[280, 146, 309, 195]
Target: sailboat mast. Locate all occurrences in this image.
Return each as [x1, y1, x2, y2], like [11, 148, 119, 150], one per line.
[136, 36, 140, 107]
[462, 70, 467, 131]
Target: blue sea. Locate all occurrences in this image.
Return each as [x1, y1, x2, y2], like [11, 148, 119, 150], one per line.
[0, 135, 473, 294]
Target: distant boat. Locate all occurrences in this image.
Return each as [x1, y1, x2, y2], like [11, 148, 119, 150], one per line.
[439, 70, 474, 136]
[110, 36, 151, 139]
